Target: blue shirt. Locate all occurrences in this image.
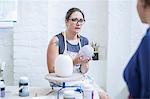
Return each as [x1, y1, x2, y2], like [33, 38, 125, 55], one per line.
[123, 27, 150, 98]
[56, 33, 89, 54]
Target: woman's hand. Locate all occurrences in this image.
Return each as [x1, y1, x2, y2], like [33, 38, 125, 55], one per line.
[80, 63, 89, 74]
[99, 90, 111, 99]
[73, 55, 91, 65]
[73, 55, 91, 74]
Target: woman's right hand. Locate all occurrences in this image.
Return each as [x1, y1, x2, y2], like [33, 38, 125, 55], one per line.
[99, 90, 111, 99]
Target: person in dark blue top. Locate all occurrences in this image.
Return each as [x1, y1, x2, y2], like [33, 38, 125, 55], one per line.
[123, 0, 150, 98]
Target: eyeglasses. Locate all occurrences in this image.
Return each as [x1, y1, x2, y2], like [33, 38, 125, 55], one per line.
[69, 18, 85, 24]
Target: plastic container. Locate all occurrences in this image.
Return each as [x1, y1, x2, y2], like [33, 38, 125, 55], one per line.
[0, 81, 5, 97]
[63, 90, 75, 99]
[19, 77, 29, 97]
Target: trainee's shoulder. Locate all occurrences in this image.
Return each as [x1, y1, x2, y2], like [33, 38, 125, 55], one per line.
[51, 36, 58, 42]
[50, 33, 63, 42]
[55, 33, 63, 37]
[80, 35, 89, 41]
[55, 33, 64, 41]
[80, 35, 89, 45]
[48, 35, 59, 46]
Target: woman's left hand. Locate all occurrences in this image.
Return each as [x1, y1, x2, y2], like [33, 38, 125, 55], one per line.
[79, 56, 91, 64]
[73, 55, 91, 65]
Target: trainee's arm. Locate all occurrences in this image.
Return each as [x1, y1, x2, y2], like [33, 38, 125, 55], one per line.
[47, 36, 59, 73]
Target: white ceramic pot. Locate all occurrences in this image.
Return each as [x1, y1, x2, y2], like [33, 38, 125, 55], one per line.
[55, 55, 73, 77]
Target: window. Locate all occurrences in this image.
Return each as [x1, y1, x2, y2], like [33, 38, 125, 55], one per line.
[0, 0, 17, 22]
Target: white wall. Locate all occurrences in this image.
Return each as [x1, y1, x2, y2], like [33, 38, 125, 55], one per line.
[13, 0, 49, 86]
[0, 28, 13, 85]
[0, 0, 17, 21]
[107, 0, 132, 98]
[48, 0, 108, 89]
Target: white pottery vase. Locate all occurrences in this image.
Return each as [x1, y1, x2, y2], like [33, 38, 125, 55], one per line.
[55, 54, 73, 77]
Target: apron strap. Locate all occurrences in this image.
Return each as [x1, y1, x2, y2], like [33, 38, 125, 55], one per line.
[64, 31, 81, 53]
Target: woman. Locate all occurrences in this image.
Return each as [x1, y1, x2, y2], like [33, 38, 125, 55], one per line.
[47, 8, 110, 99]
[123, 0, 150, 98]
[47, 8, 90, 74]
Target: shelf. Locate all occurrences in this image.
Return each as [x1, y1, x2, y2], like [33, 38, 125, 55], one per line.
[0, 21, 15, 28]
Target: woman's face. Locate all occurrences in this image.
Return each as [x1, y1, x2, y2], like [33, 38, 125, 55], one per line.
[66, 11, 85, 34]
[137, 0, 147, 23]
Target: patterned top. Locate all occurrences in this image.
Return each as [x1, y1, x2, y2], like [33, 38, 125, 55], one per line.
[56, 33, 89, 54]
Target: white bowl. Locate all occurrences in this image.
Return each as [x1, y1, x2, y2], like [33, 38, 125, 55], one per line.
[79, 45, 94, 59]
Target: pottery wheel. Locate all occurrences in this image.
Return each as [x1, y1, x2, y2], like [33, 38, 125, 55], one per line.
[45, 73, 84, 83]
